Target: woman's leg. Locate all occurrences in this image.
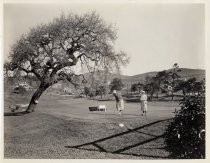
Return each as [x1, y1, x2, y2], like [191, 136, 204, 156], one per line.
[141, 101, 144, 115]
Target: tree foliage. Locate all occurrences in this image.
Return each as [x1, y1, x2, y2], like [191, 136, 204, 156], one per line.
[143, 76, 159, 100]
[164, 79, 205, 158]
[5, 11, 128, 112]
[131, 82, 143, 93]
[96, 85, 107, 99]
[109, 78, 124, 91]
[155, 70, 170, 96]
[168, 63, 181, 100]
[84, 86, 91, 97]
[174, 78, 204, 96]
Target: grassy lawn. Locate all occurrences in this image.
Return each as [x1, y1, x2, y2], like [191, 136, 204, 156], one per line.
[4, 90, 179, 159]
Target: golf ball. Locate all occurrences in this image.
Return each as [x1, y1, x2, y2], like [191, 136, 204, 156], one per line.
[119, 123, 124, 127]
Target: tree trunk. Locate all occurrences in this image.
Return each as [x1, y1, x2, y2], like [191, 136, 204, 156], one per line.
[172, 91, 174, 100]
[156, 91, 159, 99]
[183, 90, 186, 97]
[150, 93, 153, 101]
[172, 80, 174, 100]
[26, 83, 49, 113]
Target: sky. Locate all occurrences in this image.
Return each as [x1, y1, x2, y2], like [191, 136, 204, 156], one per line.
[4, 3, 205, 76]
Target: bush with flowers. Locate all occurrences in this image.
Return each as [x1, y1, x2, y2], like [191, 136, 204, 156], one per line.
[164, 80, 205, 159]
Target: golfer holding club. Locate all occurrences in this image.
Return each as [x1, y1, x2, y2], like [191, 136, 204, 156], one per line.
[140, 90, 147, 116]
[112, 90, 124, 115]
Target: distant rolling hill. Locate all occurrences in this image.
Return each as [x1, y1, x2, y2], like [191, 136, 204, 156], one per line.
[81, 68, 205, 86]
[121, 71, 158, 85]
[121, 68, 205, 85]
[174, 68, 205, 81]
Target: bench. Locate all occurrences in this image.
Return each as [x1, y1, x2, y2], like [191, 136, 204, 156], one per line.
[9, 104, 29, 112]
[89, 105, 107, 112]
[98, 105, 107, 112]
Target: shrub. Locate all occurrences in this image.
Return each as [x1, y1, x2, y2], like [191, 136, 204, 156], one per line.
[164, 81, 205, 159]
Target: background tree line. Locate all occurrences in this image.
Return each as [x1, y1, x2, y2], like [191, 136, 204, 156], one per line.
[130, 63, 205, 101]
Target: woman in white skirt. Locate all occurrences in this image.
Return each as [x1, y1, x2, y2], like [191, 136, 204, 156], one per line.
[140, 91, 147, 116]
[113, 90, 124, 115]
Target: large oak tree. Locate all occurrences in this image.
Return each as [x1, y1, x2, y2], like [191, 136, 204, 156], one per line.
[5, 11, 128, 112]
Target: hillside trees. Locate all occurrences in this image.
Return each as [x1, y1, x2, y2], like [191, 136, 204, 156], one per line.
[131, 83, 138, 93]
[4, 11, 128, 112]
[96, 85, 107, 99]
[131, 82, 143, 94]
[142, 75, 159, 100]
[84, 86, 91, 97]
[155, 70, 169, 98]
[110, 78, 124, 91]
[132, 64, 181, 100]
[174, 77, 204, 97]
[168, 63, 181, 100]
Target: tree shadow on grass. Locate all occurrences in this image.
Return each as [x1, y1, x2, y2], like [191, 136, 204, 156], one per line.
[66, 146, 167, 159]
[65, 118, 172, 159]
[4, 111, 30, 116]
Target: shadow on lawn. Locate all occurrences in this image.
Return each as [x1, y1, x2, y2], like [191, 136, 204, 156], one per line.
[65, 118, 172, 159]
[4, 111, 30, 116]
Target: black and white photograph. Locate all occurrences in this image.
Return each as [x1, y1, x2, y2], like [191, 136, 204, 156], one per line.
[2, 0, 207, 160]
